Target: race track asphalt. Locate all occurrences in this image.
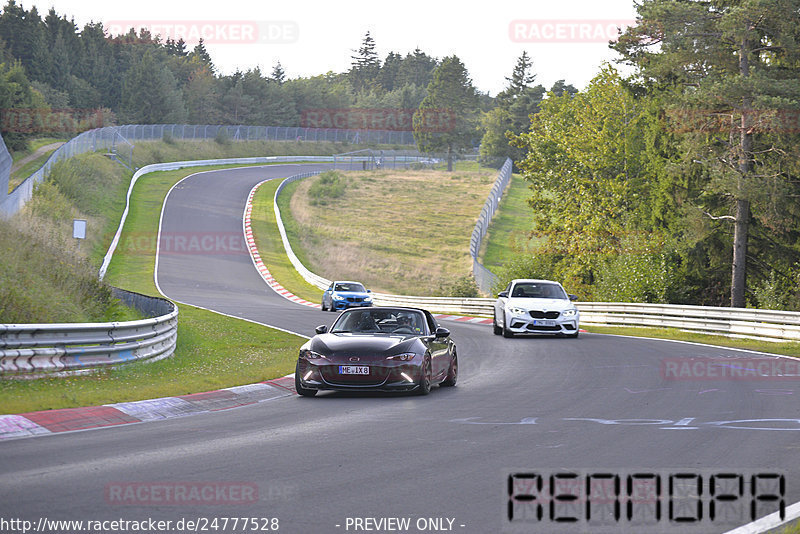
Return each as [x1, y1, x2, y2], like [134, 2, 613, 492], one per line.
[2, 164, 799, 534]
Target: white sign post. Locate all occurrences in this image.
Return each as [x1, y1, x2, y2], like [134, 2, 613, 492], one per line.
[73, 219, 86, 251]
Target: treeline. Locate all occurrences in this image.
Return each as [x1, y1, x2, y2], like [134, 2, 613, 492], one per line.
[494, 0, 800, 310]
[0, 2, 455, 150]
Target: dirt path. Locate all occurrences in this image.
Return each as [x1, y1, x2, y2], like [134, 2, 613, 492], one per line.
[10, 142, 65, 174]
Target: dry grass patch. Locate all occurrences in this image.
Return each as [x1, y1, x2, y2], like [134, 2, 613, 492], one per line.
[286, 167, 496, 295]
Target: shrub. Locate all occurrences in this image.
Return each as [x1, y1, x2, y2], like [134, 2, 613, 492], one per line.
[308, 171, 346, 202]
[436, 274, 479, 297]
[214, 128, 231, 146]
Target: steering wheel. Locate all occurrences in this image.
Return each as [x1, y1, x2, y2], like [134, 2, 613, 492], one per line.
[392, 326, 415, 334]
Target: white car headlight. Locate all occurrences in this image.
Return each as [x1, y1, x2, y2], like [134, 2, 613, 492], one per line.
[507, 307, 527, 315]
[333, 295, 345, 300]
[562, 309, 577, 317]
[364, 295, 372, 302]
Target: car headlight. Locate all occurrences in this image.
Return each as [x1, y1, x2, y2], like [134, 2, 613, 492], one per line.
[562, 309, 577, 317]
[386, 353, 416, 361]
[507, 307, 527, 315]
[364, 295, 372, 302]
[300, 349, 328, 360]
[332, 295, 345, 301]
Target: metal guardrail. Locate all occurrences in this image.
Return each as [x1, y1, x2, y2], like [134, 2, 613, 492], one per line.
[577, 302, 800, 342]
[0, 288, 177, 377]
[470, 158, 512, 294]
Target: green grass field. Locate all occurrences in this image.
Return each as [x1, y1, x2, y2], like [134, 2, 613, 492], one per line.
[250, 179, 323, 304]
[479, 174, 536, 271]
[276, 164, 496, 296]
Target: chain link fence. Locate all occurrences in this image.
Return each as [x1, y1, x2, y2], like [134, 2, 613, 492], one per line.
[470, 158, 513, 295]
[0, 124, 417, 218]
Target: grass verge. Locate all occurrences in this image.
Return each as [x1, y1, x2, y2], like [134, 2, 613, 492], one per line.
[479, 173, 537, 271]
[250, 179, 323, 304]
[8, 148, 58, 192]
[583, 324, 800, 358]
[273, 164, 496, 296]
[0, 163, 311, 414]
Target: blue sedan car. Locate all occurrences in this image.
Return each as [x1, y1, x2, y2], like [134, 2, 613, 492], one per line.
[321, 281, 373, 312]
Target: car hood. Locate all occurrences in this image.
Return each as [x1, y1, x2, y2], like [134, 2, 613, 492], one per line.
[504, 298, 575, 311]
[311, 333, 417, 357]
[332, 291, 370, 298]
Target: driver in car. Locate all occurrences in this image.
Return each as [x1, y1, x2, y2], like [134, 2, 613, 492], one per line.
[396, 313, 421, 333]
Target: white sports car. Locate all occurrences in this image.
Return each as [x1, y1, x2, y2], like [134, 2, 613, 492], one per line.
[493, 279, 580, 338]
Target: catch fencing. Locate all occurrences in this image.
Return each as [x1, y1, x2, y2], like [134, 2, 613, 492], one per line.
[470, 158, 513, 294]
[0, 124, 416, 218]
[0, 288, 177, 377]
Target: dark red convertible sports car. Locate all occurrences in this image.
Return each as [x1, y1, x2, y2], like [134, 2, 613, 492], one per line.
[295, 307, 458, 396]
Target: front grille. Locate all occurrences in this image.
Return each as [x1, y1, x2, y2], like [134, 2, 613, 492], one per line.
[526, 324, 561, 331]
[529, 310, 560, 319]
[347, 297, 363, 303]
[320, 365, 386, 386]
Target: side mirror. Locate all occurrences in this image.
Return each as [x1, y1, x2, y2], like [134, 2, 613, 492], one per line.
[498, 291, 509, 298]
[315, 325, 329, 335]
[568, 294, 578, 301]
[435, 327, 450, 339]
[367, 289, 372, 293]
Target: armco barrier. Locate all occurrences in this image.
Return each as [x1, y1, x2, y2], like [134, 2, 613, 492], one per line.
[577, 302, 800, 342]
[0, 288, 177, 377]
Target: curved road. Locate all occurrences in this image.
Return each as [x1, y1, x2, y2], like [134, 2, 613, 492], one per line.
[2, 164, 800, 533]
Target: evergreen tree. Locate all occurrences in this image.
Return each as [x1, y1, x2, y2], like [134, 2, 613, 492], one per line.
[120, 49, 186, 123]
[413, 55, 479, 171]
[349, 31, 380, 93]
[614, 0, 800, 307]
[189, 38, 214, 73]
[378, 51, 402, 92]
[480, 52, 545, 163]
[398, 48, 437, 87]
[270, 61, 286, 84]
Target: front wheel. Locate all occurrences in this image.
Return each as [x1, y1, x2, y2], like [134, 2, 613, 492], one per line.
[416, 357, 432, 395]
[441, 352, 458, 387]
[295, 363, 317, 397]
[321, 299, 328, 311]
[493, 312, 502, 335]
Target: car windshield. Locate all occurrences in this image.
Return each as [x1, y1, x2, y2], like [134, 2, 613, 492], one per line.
[331, 309, 426, 335]
[334, 283, 366, 293]
[510, 282, 567, 299]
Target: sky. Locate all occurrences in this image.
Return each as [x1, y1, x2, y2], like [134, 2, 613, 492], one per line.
[25, 0, 639, 95]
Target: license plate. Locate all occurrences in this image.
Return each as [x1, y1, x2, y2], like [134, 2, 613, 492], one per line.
[339, 365, 369, 375]
[532, 320, 556, 327]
